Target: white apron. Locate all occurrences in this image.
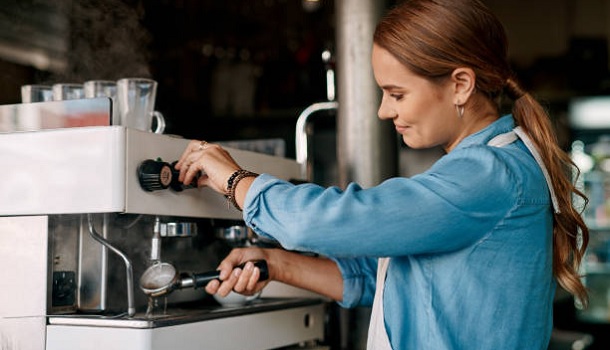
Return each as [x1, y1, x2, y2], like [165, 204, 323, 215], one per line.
[366, 257, 392, 350]
[364, 127, 559, 350]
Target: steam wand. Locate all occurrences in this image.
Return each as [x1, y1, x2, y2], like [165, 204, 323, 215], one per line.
[87, 214, 136, 317]
[151, 216, 162, 263]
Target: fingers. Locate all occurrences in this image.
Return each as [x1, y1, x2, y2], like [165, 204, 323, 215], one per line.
[232, 262, 260, 293]
[216, 266, 243, 297]
[217, 255, 243, 281]
[207, 248, 268, 297]
[174, 140, 242, 193]
[175, 140, 205, 185]
[181, 156, 205, 185]
[175, 139, 203, 170]
[213, 263, 262, 297]
[204, 278, 221, 295]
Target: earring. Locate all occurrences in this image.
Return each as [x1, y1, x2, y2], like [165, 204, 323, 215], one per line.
[455, 104, 464, 118]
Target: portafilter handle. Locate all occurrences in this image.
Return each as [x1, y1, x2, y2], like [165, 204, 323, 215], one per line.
[179, 260, 269, 289]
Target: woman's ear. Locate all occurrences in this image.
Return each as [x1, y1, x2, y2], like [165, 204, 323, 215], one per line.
[451, 67, 476, 105]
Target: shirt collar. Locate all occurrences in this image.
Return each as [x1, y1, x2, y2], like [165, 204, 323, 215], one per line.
[453, 114, 515, 150]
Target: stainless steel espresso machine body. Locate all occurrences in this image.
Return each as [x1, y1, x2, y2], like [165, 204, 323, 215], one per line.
[0, 99, 326, 350]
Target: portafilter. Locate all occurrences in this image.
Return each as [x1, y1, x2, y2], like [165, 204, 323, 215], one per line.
[139, 260, 269, 297]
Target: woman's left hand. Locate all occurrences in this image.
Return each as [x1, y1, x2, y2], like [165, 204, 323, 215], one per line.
[174, 140, 241, 195]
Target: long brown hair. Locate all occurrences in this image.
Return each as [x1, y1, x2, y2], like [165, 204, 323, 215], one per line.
[374, 0, 589, 306]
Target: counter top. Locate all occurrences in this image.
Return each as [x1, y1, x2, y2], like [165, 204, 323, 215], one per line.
[48, 297, 325, 329]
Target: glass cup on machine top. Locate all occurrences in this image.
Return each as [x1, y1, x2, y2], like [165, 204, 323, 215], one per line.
[21, 84, 53, 103]
[52, 83, 85, 101]
[84, 80, 118, 123]
[116, 78, 165, 134]
[84, 80, 117, 99]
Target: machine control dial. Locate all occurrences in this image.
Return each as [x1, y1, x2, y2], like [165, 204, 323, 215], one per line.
[169, 161, 197, 192]
[137, 159, 173, 192]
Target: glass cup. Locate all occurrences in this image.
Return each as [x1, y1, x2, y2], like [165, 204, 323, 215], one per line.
[21, 84, 53, 103]
[84, 80, 118, 123]
[52, 83, 85, 101]
[116, 78, 165, 133]
[84, 80, 117, 99]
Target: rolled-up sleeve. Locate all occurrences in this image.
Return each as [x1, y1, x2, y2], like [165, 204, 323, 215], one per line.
[243, 146, 520, 258]
[331, 257, 378, 307]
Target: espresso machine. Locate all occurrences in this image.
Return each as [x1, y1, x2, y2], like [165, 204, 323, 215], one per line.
[0, 99, 326, 350]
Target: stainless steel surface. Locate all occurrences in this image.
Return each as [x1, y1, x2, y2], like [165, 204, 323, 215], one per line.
[47, 302, 326, 350]
[213, 225, 252, 246]
[87, 214, 135, 316]
[0, 97, 110, 132]
[48, 297, 321, 328]
[0, 122, 300, 218]
[139, 262, 178, 297]
[49, 213, 212, 315]
[0, 216, 48, 350]
[159, 221, 197, 237]
[0, 99, 323, 350]
[322, 49, 336, 102]
[1, 214, 321, 349]
[295, 101, 338, 180]
[335, 0, 396, 188]
[151, 217, 162, 262]
[78, 214, 108, 312]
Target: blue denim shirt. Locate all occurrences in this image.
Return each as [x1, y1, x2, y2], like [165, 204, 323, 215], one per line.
[244, 115, 555, 349]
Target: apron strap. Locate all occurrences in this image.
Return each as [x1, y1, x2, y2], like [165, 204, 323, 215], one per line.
[487, 127, 560, 214]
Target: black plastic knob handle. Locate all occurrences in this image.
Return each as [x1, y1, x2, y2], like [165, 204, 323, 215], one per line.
[190, 260, 269, 288]
[169, 160, 198, 192]
[137, 159, 173, 192]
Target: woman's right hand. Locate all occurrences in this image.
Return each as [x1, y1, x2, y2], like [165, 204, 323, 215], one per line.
[205, 247, 273, 297]
[207, 246, 343, 302]
[174, 140, 243, 196]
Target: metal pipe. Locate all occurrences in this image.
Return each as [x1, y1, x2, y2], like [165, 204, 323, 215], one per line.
[87, 213, 135, 317]
[295, 101, 339, 180]
[322, 49, 336, 101]
[150, 216, 161, 263]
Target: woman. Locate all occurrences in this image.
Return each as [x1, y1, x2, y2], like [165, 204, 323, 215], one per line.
[175, 0, 589, 348]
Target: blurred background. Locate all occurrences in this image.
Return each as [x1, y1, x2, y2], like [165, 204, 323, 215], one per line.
[0, 0, 337, 156]
[3, 0, 609, 151]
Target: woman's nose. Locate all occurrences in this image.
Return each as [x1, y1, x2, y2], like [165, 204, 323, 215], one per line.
[377, 101, 394, 120]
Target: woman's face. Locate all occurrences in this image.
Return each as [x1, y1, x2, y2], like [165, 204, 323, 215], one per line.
[372, 44, 460, 150]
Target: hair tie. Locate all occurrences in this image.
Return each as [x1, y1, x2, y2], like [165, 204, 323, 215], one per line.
[505, 77, 526, 100]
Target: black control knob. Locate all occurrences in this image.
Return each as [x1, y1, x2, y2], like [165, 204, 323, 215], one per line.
[169, 161, 198, 192]
[137, 159, 173, 192]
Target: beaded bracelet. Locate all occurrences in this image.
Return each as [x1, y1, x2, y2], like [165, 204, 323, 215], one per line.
[225, 169, 258, 211]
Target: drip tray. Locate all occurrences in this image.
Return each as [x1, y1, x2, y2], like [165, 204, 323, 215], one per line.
[48, 297, 323, 329]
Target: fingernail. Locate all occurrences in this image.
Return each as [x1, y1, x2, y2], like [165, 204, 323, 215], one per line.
[219, 271, 227, 280]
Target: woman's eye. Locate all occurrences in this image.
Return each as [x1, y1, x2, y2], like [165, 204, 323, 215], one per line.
[390, 94, 403, 101]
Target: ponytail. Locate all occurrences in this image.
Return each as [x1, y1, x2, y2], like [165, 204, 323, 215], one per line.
[510, 83, 589, 307]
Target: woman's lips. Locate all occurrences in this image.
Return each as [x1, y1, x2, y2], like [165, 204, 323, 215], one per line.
[395, 124, 409, 133]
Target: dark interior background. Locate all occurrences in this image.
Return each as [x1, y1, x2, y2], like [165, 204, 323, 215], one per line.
[0, 0, 339, 158]
[2, 0, 610, 156]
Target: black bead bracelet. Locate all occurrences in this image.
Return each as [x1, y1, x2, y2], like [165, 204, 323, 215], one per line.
[225, 169, 258, 211]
